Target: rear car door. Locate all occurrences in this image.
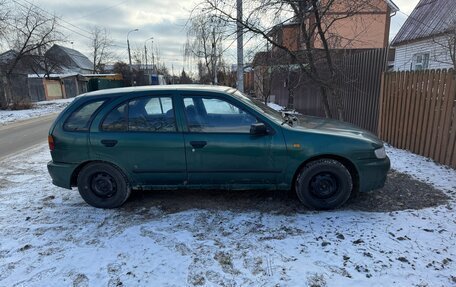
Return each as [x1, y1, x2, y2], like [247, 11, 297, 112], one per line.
[180, 92, 288, 187]
[89, 93, 187, 186]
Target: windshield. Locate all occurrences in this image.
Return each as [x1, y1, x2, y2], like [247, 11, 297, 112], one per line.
[231, 90, 284, 123]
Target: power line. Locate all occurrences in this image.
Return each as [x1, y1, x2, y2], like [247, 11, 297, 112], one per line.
[21, 0, 93, 35]
[11, 0, 93, 40]
[72, 0, 129, 21]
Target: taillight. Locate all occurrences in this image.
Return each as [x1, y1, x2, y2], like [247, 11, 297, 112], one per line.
[48, 135, 55, 151]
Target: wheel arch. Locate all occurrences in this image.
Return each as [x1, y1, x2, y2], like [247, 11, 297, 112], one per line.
[291, 154, 360, 196]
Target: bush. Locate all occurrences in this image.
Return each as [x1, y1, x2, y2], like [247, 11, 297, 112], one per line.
[9, 101, 35, 110]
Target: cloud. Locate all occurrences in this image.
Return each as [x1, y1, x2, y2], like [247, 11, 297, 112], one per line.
[25, 0, 196, 70]
[394, 0, 420, 15]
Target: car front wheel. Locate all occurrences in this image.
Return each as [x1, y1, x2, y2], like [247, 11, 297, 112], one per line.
[77, 162, 131, 208]
[295, 159, 352, 210]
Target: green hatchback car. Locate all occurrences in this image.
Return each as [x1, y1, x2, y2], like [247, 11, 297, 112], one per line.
[47, 85, 390, 210]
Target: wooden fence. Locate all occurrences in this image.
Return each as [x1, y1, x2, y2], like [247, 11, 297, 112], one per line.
[269, 48, 389, 133]
[332, 48, 388, 133]
[379, 69, 456, 168]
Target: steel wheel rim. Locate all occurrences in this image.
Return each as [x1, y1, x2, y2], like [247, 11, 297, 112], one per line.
[90, 172, 117, 198]
[309, 172, 339, 199]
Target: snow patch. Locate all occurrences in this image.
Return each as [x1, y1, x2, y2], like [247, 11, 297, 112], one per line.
[0, 98, 73, 126]
[267, 102, 285, 111]
[386, 144, 456, 193]
[267, 102, 300, 115]
[0, 144, 455, 286]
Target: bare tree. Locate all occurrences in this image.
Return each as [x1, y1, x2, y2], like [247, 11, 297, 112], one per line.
[1, 3, 61, 106]
[253, 50, 282, 104]
[185, 14, 226, 84]
[253, 49, 305, 107]
[437, 20, 456, 70]
[448, 23, 456, 70]
[195, 0, 379, 120]
[0, 0, 10, 44]
[6, 6, 60, 74]
[89, 26, 113, 73]
[28, 52, 63, 78]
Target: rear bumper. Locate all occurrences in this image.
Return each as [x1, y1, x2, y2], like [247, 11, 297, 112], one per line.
[47, 161, 78, 189]
[358, 156, 390, 192]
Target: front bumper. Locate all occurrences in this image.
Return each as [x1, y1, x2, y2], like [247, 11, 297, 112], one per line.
[47, 161, 78, 189]
[357, 156, 390, 192]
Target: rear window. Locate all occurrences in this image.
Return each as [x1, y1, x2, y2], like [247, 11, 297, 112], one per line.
[63, 99, 106, 131]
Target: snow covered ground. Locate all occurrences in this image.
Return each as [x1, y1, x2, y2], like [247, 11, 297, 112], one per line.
[0, 144, 455, 286]
[0, 98, 73, 126]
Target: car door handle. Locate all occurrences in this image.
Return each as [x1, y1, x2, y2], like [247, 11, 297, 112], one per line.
[190, 141, 207, 149]
[101, 139, 118, 147]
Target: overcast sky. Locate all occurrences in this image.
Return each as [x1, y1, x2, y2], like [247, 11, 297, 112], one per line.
[24, 0, 420, 73]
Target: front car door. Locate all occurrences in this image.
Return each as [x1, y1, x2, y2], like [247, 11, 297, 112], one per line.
[90, 92, 187, 187]
[179, 91, 288, 189]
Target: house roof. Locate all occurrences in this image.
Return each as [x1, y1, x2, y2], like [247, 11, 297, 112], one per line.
[28, 73, 80, 79]
[49, 44, 93, 71]
[0, 50, 18, 65]
[392, 0, 456, 46]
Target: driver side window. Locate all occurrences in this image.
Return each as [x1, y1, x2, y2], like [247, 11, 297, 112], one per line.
[183, 96, 257, 133]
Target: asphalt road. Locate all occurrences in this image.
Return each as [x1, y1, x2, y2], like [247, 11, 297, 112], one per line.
[0, 114, 57, 161]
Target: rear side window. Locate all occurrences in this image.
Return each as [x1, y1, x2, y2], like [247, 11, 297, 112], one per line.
[129, 97, 175, 132]
[101, 103, 128, 132]
[64, 100, 105, 131]
[101, 96, 176, 132]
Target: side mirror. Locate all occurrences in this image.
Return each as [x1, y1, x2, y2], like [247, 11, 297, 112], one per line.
[250, 123, 268, 135]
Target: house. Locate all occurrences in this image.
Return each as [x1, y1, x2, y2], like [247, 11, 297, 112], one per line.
[269, 0, 399, 51]
[0, 50, 42, 75]
[45, 44, 94, 74]
[0, 50, 19, 69]
[0, 45, 96, 105]
[392, 0, 456, 71]
[0, 50, 43, 106]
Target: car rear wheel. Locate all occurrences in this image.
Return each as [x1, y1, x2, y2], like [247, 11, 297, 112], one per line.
[77, 162, 130, 208]
[295, 159, 352, 210]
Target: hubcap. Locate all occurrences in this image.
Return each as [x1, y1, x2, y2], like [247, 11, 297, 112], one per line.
[91, 172, 117, 198]
[309, 172, 338, 199]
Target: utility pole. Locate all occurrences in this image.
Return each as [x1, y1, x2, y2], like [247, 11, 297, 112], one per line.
[236, 0, 244, 92]
[127, 29, 139, 85]
[212, 27, 218, 85]
[144, 45, 148, 72]
[145, 37, 154, 74]
[171, 64, 174, 84]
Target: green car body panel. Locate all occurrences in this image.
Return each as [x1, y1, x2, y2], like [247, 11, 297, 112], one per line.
[47, 85, 389, 194]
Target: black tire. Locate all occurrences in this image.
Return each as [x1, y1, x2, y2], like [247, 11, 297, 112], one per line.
[295, 159, 352, 210]
[77, 162, 131, 208]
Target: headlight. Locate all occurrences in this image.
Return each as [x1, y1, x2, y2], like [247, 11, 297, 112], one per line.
[374, 146, 387, 159]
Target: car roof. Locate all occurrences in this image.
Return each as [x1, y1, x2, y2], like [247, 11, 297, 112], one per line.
[78, 84, 237, 99]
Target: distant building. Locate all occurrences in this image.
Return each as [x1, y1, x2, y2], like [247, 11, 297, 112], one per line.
[0, 50, 41, 75]
[0, 50, 19, 68]
[45, 44, 94, 74]
[268, 0, 399, 51]
[392, 0, 456, 71]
